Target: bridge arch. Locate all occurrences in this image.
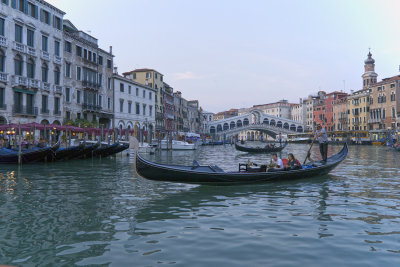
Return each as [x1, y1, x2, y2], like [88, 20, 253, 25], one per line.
[237, 120, 242, 127]
[270, 119, 276, 126]
[230, 121, 236, 129]
[297, 126, 303, 132]
[243, 118, 249, 126]
[263, 118, 269, 125]
[217, 124, 222, 132]
[210, 126, 216, 134]
[276, 121, 282, 128]
[223, 123, 229, 131]
[290, 124, 296, 131]
[283, 122, 289, 129]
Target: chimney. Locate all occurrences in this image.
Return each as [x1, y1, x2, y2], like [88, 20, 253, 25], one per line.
[113, 66, 118, 74]
[109, 46, 113, 55]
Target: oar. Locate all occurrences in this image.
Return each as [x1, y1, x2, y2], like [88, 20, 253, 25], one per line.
[303, 139, 315, 165]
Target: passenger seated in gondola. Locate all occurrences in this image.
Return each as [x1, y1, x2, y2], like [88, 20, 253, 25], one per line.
[284, 153, 301, 170]
[267, 153, 284, 172]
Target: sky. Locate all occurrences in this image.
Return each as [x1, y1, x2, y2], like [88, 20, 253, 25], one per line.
[47, 0, 400, 113]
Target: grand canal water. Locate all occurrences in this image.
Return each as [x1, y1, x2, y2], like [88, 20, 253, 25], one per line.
[1, 144, 400, 266]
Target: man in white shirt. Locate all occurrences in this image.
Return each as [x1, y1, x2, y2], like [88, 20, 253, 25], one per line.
[267, 153, 284, 172]
[314, 124, 328, 162]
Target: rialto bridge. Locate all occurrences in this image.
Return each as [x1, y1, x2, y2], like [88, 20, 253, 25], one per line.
[207, 109, 304, 138]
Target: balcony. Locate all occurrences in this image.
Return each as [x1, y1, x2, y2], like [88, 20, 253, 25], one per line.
[82, 80, 100, 90]
[0, 36, 7, 47]
[28, 78, 40, 89]
[41, 108, 49, 115]
[156, 112, 164, 120]
[0, 103, 6, 110]
[54, 85, 63, 94]
[0, 72, 8, 83]
[12, 105, 38, 116]
[27, 46, 36, 57]
[54, 110, 61, 116]
[12, 75, 28, 87]
[13, 41, 26, 53]
[368, 118, 383, 123]
[41, 82, 51, 92]
[82, 103, 102, 112]
[41, 50, 50, 61]
[54, 55, 62, 65]
[166, 113, 174, 120]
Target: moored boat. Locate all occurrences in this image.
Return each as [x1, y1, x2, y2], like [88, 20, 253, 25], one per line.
[0, 144, 58, 164]
[135, 143, 348, 185]
[160, 140, 196, 150]
[234, 142, 287, 153]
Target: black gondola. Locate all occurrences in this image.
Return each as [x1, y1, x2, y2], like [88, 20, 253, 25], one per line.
[0, 144, 58, 164]
[234, 142, 288, 153]
[93, 143, 119, 157]
[135, 143, 348, 185]
[52, 144, 86, 161]
[76, 143, 99, 159]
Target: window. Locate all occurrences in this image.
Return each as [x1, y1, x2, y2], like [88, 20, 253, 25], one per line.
[107, 59, 112, 69]
[28, 2, 38, 19]
[88, 51, 92, 61]
[65, 41, 72, 53]
[15, 24, 23, 43]
[136, 88, 139, 96]
[41, 63, 48, 82]
[65, 63, 71, 78]
[83, 49, 87, 59]
[98, 74, 102, 86]
[120, 83, 124, 92]
[41, 9, 50, 25]
[41, 95, 48, 113]
[149, 92, 152, 100]
[149, 105, 152, 116]
[143, 104, 146, 115]
[136, 103, 140, 114]
[27, 29, 34, 47]
[146, 72, 151, 78]
[54, 16, 62, 30]
[128, 101, 132, 113]
[0, 50, 5, 72]
[120, 99, 124, 112]
[392, 107, 395, 118]
[98, 56, 103, 65]
[54, 40, 60, 56]
[77, 90, 81, 103]
[0, 18, 4, 36]
[108, 97, 111, 109]
[54, 97, 60, 113]
[54, 67, 60, 85]
[76, 67, 81, 80]
[65, 87, 70, 102]
[107, 78, 111, 89]
[133, 73, 136, 79]
[42, 35, 48, 51]
[93, 53, 97, 63]
[14, 55, 23, 75]
[77, 112, 81, 119]
[66, 111, 71, 120]
[98, 95, 102, 107]
[27, 58, 35, 78]
[76, 45, 82, 57]
[18, 0, 25, 12]
[128, 86, 131, 94]
[143, 90, 145, 98]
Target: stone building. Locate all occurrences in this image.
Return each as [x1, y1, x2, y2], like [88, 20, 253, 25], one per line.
[187, 100, 201, 133]
[213, 108, 238, 121]
[112, 74, 155, 137]
[62, 20, 114, 128]
[347, 89, 369, 131]
[163, 82, 174, 133]
[332, 96, 348, 131]
[313, 91, 347, 132]
[0, 0, 65, 125]
[290, 98, 306, 126]
[240, 100, 292, 119]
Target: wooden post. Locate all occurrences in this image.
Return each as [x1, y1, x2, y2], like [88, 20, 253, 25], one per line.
[18, 122, 22, 165]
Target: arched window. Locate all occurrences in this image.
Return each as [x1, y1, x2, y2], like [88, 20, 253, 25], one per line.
[54, 66, 60, 85]
[42, 63, 48, 82]
[27, 58, 35, 79]
[0, 50, 5, 72]
[14, 54, 23, 76]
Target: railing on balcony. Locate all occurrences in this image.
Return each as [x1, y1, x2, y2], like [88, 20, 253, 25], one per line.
[0, 36, 8, 47]
[41, 108, 49, 115]
[82, 103, 102, 111]
[54, 56, 62, 65]
[0, 72, 8, 83]
[13, 41, 26, 53]
[368, 118, 383, 123]
[82, 80, 100, 90]
[54, 85, 62, 94]
[27, 46, 36, 56]
[12, 105, 38, 116]
[41, 82, 51, 92]
[41, 50, 50, 61]
[28, 78, 40, 88]
[12, 75, 28, 87]
[0, 103, 6, 110]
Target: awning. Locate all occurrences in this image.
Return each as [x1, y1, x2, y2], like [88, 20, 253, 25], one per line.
[13, 88, 36, 94]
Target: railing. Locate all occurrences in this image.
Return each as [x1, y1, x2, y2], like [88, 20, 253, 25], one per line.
[82, 103, 102, 111]
[41, 82, 51, 92]
[368, 118, 383, 123]
[12, 105, 38, 116]
[12, 75, 28, 87]
[0, 103, 6, 110]
[54, 55, 62, 65]
[0, 36, 7, 47]
[27, 46, 36, 56]
[41, 108, 49, 114]
[0, 72, 8, 83]
[13, 41, 26, 53]
[28, 78, 40, 88]
[54, 85, 63, 94]
[41, 50, 50, 61]
[82, 80, 100, 90]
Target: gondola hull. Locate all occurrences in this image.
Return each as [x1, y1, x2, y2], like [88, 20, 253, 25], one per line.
[53, 145, 85, 161]
[135, 143, 348, 185]
[234, 142, 287, 153]
[0, 147, 54, 164]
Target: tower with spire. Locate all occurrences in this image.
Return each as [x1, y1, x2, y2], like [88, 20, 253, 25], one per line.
[362, 50, 378, 89]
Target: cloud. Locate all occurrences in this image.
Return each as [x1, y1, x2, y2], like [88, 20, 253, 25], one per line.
[171, 71, 202, 81]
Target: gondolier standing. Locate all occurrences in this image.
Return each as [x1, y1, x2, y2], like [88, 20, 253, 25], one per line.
[314, 124, 328, 163]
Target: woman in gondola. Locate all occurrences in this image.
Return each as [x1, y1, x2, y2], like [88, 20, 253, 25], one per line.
[285, 153, 301, 170]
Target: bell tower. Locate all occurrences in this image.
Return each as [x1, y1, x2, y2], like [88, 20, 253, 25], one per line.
[362, 49, 378, 89]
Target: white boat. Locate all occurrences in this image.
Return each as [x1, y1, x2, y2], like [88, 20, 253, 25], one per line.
[160, 140, 196, 150]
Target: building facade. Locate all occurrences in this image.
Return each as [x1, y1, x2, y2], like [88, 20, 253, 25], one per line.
[112, 74, 156, 136]
[0, 0, 65, 125]
[347, 89, 370, 131]
[332, 96, 348, 131]
[163, 82, 174, 133]
[62, 20, 114, 128]
[313, 91, 347, 131]
[187, 100, 201, 133]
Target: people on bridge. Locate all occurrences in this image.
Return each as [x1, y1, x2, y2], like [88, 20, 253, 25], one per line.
[267, 153, 284, 172]
[314, 124, 328, 163]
